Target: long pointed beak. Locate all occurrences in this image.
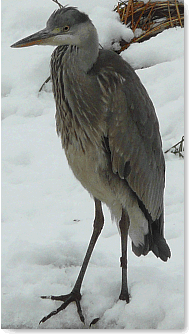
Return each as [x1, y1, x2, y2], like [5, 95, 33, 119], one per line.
[11, 28, 53, 48]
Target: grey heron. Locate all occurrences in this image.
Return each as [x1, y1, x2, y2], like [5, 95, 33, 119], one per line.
[11, 6, 171, 325]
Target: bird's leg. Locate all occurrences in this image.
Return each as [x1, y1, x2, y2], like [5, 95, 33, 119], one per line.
[72, 198, 104, 292]
[39, 198, 104, 325]
[119, 209, 130, 303]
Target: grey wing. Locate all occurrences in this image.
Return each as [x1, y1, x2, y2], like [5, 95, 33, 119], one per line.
[107, 68, 165, 221]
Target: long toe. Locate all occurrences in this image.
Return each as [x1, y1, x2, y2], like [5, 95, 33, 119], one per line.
[39, 291, 84, 324]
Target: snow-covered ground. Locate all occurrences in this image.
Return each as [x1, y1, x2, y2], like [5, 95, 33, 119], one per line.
[1, 0, 184, 330]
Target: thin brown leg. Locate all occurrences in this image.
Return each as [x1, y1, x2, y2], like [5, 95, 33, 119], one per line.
[119, 209, 130, 303]
[39, 198, 104, 325]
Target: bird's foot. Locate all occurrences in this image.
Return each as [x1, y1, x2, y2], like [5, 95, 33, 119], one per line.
[39, 290, 84, 324]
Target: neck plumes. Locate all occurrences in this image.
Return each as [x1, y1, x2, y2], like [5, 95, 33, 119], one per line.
[52, 21, 102, 151]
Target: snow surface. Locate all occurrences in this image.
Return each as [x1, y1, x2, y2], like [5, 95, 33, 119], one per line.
[2, 0, 184, 330]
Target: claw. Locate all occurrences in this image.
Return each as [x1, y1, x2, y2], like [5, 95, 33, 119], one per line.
[39, 291, 84, 325]
[90, 317, 100, 327]
[41, 295, 52, 299]
[75, 299, 85, 323]
[41, 294, 70, 302]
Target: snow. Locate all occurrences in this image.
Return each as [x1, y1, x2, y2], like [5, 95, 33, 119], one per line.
[1, 0, 184, 330]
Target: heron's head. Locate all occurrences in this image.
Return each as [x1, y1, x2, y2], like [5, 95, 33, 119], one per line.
[11, 6, 98, 49]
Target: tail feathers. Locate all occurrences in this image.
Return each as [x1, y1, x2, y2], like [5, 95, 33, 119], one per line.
[132, 231, 171, 262]
[151, 231, 171, 261]
[132, 234, 150, 257]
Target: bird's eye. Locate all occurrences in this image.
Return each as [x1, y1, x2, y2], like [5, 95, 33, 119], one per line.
[63, 26, 70, 32]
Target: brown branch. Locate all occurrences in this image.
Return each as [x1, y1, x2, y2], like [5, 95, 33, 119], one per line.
[167, 1, 174, 27]
[124, 0, 133, 24]
[175, 0, 183, 27]
[115, 0, 184, 52]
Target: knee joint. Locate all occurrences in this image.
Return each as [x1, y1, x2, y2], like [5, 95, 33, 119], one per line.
[120, 256, 127, 269]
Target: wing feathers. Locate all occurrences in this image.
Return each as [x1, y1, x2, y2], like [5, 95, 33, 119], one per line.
[94, 49, 165, 222]
[107, 69, 165, 221]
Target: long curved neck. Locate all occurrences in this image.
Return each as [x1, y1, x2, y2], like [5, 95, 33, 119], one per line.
[67, 21, 99, 72]
[52, 23, 101, 150]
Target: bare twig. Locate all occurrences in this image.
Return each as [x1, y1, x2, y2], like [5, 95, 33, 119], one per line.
[52, 0, 63, 8]
[167, 0, 174, 27]
[114, 0, 184, 52]
[39, 76, 51, 93]
[164, 136, 184, 158]
[175, 0, 183, 27]
[124, 0, 133, 24]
